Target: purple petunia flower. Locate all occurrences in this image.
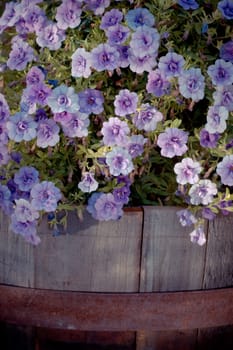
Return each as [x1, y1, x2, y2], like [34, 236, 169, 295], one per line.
[56, 0, 82, 30]
[189, 179, 217, 205]
[202, 207, 217, 221]
[213, 85, 233, 111]
[205, 105, 228, 133]
[71, 47, 92, 78]
[0, 144, 10, 165]
[218, 0, 233, 20]
[47, 84, 79, 113]
[61, 112, 90, 138]
[36, 119, 60, 148]
[100, 9, 123, 30]
[31, 180, 62, 212]
[14, 166, 39, 192]
[176, 209, 197, 226]
[127, 135, 147, 158]
[101, 117, 130, 146]
[7, 38, 35, 71]
[178, 68, 205, 102]
[157, 128, 189, 158]
[113, 184, 130, 204]
[91, 43, 120, 71]
[125, 8, 155, 30]
[114, 89, 138, 116]
[94, 192, 123, 221]
[0, 183, 11, 212]
[78, 172, 99, 193]
[106, 147, 134, 176]
[53, 111, 73, 125]
[133, 103, 163, 132]
[105, 24, 130, 46]
[22, 5, 47, 33]
[25, 82, 52, 107]
[6, 112, 37, 142]
[128, 51, 157, 74]
[14, 198, 40, 222]
[0, 123, 8, 144]
[220, 40, 233, 63]
[177, 0, 199, 10]
[116, 45, 130, 68]
[146, 69, 171, 97]
[26, 66, 45, 86]
[174, 157, 202, 185]
[36, 22, 66, 50]
[85, 0, 111, 15]
[158, 52, 185, 78]
[86, 192, 102, 219]
[78, 88, 104, 115]
[129, 26, 160, 59]
[207, 59, 233, 86]
[190, 224, 206, 246]
[0, 2, 20, 32]
[199, 128, 220, 148]
[216, 155, 233, 186]
[0, 93, 10, 123]
[9, 214, 40, 245]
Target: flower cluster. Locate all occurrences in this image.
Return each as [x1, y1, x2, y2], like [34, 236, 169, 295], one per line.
[0, 0, 233, 245]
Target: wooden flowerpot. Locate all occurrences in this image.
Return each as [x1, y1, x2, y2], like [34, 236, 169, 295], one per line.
[0, 207, 233, 350]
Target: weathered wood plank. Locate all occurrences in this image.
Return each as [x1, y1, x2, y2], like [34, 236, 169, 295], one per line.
[34, 209, 143, 292]
[137, 206, 207, 350]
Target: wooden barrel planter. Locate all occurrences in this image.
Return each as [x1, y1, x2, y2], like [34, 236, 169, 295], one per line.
[0, 206, 233, 349]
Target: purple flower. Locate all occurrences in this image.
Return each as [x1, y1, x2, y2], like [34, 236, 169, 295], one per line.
[47, 84, 79, 113]
[133, 103, 163, 132]
[91, 43, 120, 71]
[205, 105, 228, 133]
[0, 2, 20, 31]
[0, 144, 10, 165]
[36, 119, 60, 148]
[157, 128, 189, 158]
[71, 48, 92, 78]
[127, 135, 147, 158]
[0, 93, 10, 123]
[78, 88, 104, 115]
[177, 0, 199, 10]
[101, 117, 130, 146]
[213, 85, 233, 111]
[100, 9, 123, 30]
[36, 22, 66, 50]
[0, 184, 11, 212]
[106, 147, 134, 176]
[53, 111, 73, 125]
[6, 112, 37, 142]
[7, 39, 35, 71]
[22, 5, 47, 33]
[114, 89, 138, 116]
[174, 158, 202, 185]
[31, 180, 62, 212]
[128, 51, 157, 74]
[14, 166, 39, 192]
[26, 66, 45, 86]
[125, 8, 155, 30]
[14, 198, 39, 222]
[113, 185, 130, 204]
[129, 26, 160, 59]
[218, 0, 233, 20]
[146, 69, 171, 97]
[85, 0, 111, 15]
[86, 192, 102, 219]
[78, 172, 99, 193]
[106, 24, 130, 46]
[0, 123, 8, 144]
[9, 214, 40, 245]
[35, 108, 48, 122]
[207, 59, 233, 86]
[220, 40, 233, 63]
[55, 0, 82, 30]
[94, 193, 123, 221]
[189, 180, 217, 205]
[202, 207, 217, 220]
[216, 155, 233, 186]
[199, 128, 220, 148]
[25, 82, 52, 107]
[158, 52, 185, 78]
[61, 112, 90, 138]
[190, 224, 206, 246]
[178, 68, 205, 102]
[176, 209, 197, 226]
[116, 45, 130, 68]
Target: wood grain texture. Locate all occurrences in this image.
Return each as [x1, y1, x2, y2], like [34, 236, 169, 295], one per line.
[137, 206, 207, 350]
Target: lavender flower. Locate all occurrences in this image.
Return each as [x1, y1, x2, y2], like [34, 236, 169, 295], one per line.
[0, 93, 10, 123]
[190, 224, 206, 246]
[178, 68, 205, 102]
[14, 198, 39, 222]
[128, 51, 157, 74]
[25, 82, 52, 107]
[14, 166, 39, 192]
[36, 119, 60, 148]
[101, 117, 130, 146]
[86, 192, 102, 219]
[213, 85, 233, 111]
[158, 52, 185, 78]
[78, 172, 99, 193]
[0, 184, 11, 211]
[106, 147, 134, 176]
[100, 9, 123, 30]
[0, 145, 10, 166]
[157, 128, 189, 158]
[216, 155, 233, 186]
[31, 181, 62, 212]
[189, 180, 217, 205]
[127, 135, 147, 158]
[177, 0, 199, 10]
[207, 59, 233, 86]
[91, 43, 119, 71]
[71, 48, 92, 78]
[125, 8, 155, 30]
[218, 0, 233, 20]
[205, 105, 228, 133]
[36, 22, 66, 50]
[26, 66, 45, 86]
[55, 0, 82, 30]
[7, 39, 35, 71]
[220, 40, 233, 63]
[85, 0, 111, 15]
[105, 24, 130, 46]
[176, 209, 197, 226]
[146, 69, 171, 97]
[9, 214, 39, 244]
[94, 193, 123, 221]
[174, 157, 202, 185]
[114, 89, 138, 116]
[199, 128, 220, 148]
[6, 112, 37, 142]
[47, 84, 79, 113]
[53, 111, 73, 125]
[0, 123, 8, 144]
[202, 207, 217, 221]
[129, 26, 160, 59]
[0, 2, 20, 31]
[78, 88, 104, 115]
[133, 104, 163, 132]
[23, 5, 46, 33]
[116, 45, 130, 68]
[61, 112, 90, 138]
